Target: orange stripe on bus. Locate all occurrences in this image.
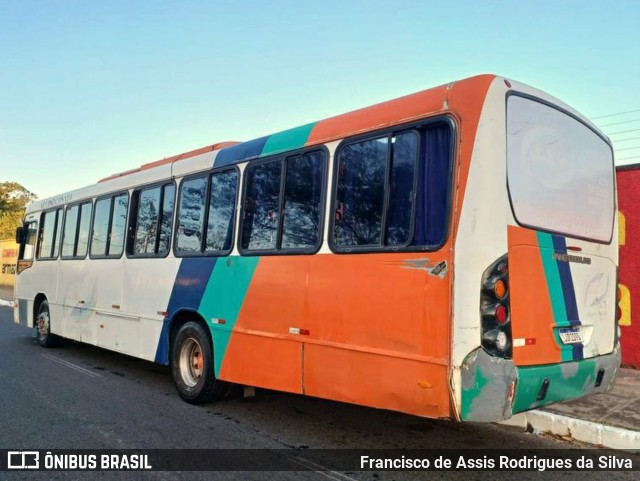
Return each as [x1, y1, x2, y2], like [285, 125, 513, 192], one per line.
[508, 225, 562, 365]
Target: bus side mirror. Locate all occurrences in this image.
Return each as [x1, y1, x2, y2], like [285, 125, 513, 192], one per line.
[16, 226, 25, 244]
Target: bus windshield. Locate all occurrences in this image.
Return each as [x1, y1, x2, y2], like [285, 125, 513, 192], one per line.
[506, 95, 615, 243]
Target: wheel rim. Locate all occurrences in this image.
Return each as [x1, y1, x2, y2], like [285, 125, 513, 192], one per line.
[179, 337, 204, 388]
[37, 310, 50, 341]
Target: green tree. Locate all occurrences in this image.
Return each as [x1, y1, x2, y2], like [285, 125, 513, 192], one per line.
[0, 181, 37, 240]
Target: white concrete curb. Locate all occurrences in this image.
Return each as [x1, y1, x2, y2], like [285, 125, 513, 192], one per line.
[501, 410, 640, 451]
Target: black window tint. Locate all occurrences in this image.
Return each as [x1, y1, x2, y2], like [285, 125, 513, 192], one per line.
[91, 198, 110, 256]
[331, 123, 452, 251]
[281, 153, 324, 249]
[62, 205, 79, 257]
[242, 161, 282, 251]
[206, 171, 238, 252]
[334, 137, 388, 247]
[109, 194, 128, 256]
[134, 187, 161, 255]
[177, 177, 206, 253]
[38, 210, 58, 259]
[77, 202, 92, 257]
[158, 184, 175, 255]
[386, 132, 419, 246]
[412, 124, 452, 246]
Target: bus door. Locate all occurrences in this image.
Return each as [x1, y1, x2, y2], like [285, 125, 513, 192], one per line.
[88, 193, 135, 354]
[14, 216, 39, 326]
[58, 202, 96, 342]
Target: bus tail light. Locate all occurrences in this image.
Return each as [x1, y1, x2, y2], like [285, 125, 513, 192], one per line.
[494, 279, 507, 300]
[495, 304, 508, 324]
[480, 254, 512, 358]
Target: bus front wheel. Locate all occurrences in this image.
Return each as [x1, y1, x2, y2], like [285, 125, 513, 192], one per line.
[171, 321, 227, 404]
[35, 300, 56, 348]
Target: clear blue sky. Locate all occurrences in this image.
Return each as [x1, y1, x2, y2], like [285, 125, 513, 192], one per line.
[1, 0, 639, 200]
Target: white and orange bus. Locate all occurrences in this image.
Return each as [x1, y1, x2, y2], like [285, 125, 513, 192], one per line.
[14, 74, 620, 422]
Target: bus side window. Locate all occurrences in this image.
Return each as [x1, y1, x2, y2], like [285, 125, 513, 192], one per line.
[109, 194, 128, 256]
[176, 177, 207, 254]
[241, 160, 282, 251]
[205, 171, 238, 253]
[133, 186, 162, 255]
[129, 182, 174, 257]
[281, 152, 325, 249]
[76, 202, 92, 258]
[90, 194, 128, 258]
[411, 123, 452, 247]
[333, 136, 389, 247]
[61, 204, 79, 258]
[386, 132, 418, 246]
[36, 210, 58, 259]
[158, 184, 175, 255]
[332, 123, 451, 251]
[91, 198, 111, 256]
[62, 202, 92, 259]
[20, 222, 38, 261]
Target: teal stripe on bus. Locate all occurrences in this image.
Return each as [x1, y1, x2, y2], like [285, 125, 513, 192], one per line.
[260, 122, 317, 157]
[536, 232, 573, 362]
[198, 256, 260, 378]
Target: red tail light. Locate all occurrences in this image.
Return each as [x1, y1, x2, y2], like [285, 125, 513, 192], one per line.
[496, 305, 508, 324]
[481, 254, 512, 358]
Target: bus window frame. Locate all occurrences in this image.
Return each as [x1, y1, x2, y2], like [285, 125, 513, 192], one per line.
[173, 165, 240, 258]
[237, 146, 329, 257]
[60, 200, 93, 260]
[18, 220, 39, 262]
[505, 92, 616, 245]
[127, 179, 177, 259]
[328, 116, 457, 254]
[89, 191, 130, 260]
[36, 208, 64, 261]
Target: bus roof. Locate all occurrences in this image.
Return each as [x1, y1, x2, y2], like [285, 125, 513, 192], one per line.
[27, 73, 499, 213]
[97, 141, 240, 183]
[99, 73, 498, 180]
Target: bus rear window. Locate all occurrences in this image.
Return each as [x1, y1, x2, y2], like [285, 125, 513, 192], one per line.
[507, 96, 614, 243]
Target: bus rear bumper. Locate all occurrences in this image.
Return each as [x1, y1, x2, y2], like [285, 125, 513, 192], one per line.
[459, 346, 620, 422]
[512, 347, 620, 415]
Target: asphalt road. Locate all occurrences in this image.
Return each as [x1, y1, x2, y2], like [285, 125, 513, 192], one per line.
[0, 305, 637, 481]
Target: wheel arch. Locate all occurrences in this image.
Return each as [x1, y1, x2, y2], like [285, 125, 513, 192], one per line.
[33, 293, 47, 323]
[168, 309, 212, 366]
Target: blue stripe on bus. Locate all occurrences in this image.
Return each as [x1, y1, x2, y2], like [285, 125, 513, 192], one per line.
[154, 257, 218, 364]
[551, 235, 584, 361]
[213, 136, 270, 167]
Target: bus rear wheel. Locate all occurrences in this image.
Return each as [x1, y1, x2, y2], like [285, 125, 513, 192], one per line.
[35, 300, 56, 348]
[171, 321, 227, 404]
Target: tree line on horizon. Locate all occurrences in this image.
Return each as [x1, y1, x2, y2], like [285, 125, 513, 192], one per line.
[0, 181, 37, 241]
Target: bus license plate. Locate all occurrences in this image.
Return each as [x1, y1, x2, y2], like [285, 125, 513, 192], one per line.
[559, 327, 583, 344]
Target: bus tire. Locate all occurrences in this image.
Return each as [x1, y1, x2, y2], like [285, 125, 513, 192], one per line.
[171, 321, 227, 404]
[35, 300, 56, 348]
